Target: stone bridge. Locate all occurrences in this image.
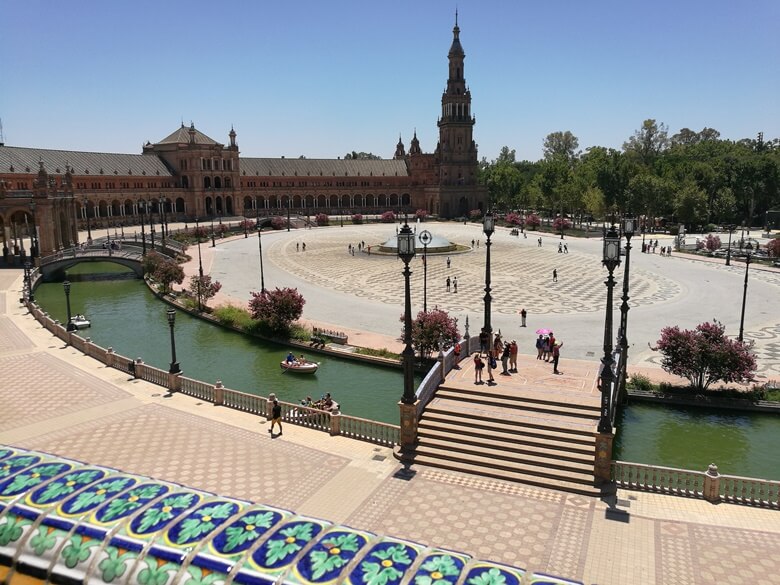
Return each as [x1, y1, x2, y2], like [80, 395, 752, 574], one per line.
[37, 245, 159, 280]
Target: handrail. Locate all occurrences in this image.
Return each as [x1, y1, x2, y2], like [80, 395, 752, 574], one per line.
[339, 414, 399, 447]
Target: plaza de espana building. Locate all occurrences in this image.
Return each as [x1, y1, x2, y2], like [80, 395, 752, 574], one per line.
[0, 19, 486, 260]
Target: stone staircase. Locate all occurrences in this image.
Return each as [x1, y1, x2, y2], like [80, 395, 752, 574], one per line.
[398, 383, 605, 496]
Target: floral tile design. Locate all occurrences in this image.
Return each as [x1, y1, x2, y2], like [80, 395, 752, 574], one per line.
[289, 527, 374, 585]
[411, 549, 471, 585]
[235, 518, 329, 585]
[0, 446, 548, 585]
[346, 537, 422, 585]
[463, 561, 525, 585]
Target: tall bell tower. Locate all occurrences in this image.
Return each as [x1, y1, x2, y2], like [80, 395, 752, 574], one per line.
[436, 10, 478, 187]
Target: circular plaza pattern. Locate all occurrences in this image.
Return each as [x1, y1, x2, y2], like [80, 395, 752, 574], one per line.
[212, 223, 780, 377]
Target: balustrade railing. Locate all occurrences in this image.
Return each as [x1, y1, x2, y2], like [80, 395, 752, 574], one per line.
[339, 415, 400, 447]
[613, 461, 779, 508]
[180, 376, 216, 402]
[70, 335, 87, 352]
[282, 403, 331, 433]
[138, 364, 169, 387]
[222, 388, 265, 415]
[415, 363, 442, 418]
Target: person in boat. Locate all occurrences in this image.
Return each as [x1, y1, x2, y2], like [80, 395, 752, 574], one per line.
[298, 354, 307, 364]
[322, 393, 334, 410]
[300, 395, 313, 407]
[285, 351, 296, 364]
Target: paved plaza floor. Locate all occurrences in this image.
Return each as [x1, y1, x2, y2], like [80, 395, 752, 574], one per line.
[2, 226, 780, 584]
[207, 223, 780, 382]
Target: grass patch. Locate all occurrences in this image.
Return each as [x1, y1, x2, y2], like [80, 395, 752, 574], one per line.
[289, 324, 311, 342]
[354, 347, 401, 360]
[212, 305, 257, 330]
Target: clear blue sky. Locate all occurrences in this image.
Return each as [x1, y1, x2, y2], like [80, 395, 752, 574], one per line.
[3, 0, 778, 162]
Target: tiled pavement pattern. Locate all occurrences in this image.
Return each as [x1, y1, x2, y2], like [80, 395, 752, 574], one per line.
[263, 227, 680, 316]
[2, 255, 780, 583]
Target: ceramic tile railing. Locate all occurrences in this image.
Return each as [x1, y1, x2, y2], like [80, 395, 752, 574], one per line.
[612, 461, 705, 498]
[720, 474, 780, 508]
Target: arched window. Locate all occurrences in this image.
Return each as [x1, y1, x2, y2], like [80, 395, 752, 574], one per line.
[214, 176, 222, 189]
[204, 176, 211, 189]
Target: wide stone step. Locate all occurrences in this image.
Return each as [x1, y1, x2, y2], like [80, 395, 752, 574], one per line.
[436, 386, 600, 419]
[403, 452, 604, 497]
[417, 438, 593, 474]
[423, 407, 597, 440]
[417, 426, 595, 460]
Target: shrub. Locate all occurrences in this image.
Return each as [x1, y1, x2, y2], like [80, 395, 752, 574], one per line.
[653, 320, 756, 392]
[213, 304, 256, 330]
[668, 226, 679, 236]
[188, 274, 222, 309]
[505, 212, 523, 226]
[248, 287, 306, 334]
[703, 234, 721, 251]
[315, 213, 329, 226]
[239, 219, 255, 232]
[469, 209, 482, 220]
[553, 216, 572, 233]
[215, 223, 228, 237]
[152, 258, 185, 294]
[401, 308, 460, 358]
[767, 237, 780, 258]
[270, 216, 286, 230]
[381, 210, 396, 223]
[142, 250, 166, 276]
[525, 213, 541, 229]
[351, 213, 363, 224]
[627, 373, 654, 392]
[415, 209, 429, 220]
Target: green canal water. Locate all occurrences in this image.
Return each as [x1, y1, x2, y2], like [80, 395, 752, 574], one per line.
[34, 263, 415, 425]
[35, 263, 780, 480]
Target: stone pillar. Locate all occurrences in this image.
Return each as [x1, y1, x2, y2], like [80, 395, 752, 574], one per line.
[169, 372, 182, 393]
[399, 401, 419, 448]
[134, 358, 144, 380]
[106, 347, 115, 368]
[214, 380, 224, 405]
[329, 412, 341, 436]
[703, 463, 721, 503]
[594, 432, 614, 485]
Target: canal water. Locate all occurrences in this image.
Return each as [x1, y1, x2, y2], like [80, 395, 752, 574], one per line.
[614, 402, 780, 481]
[35, 264, 780, 480]
[34, 263, 413, 424]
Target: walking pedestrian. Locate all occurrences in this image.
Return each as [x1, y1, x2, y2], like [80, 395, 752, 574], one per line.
[520, 308, 527, 327]
[302, 243, 306, 251]
[453, 341, 462, 367]
[486, 352, 496, 385]
[471, 239, 475, 248]
[269, 399, 283, 435]
[446, 276, 451, 292]
[453, 276, 458, 293]
[446, 256, 451, 269]
[538, 237, 542, 247]
[473, 353, 484, 384]
[553, 268, 558, 283]
[297, 242, 300, 252]
[479, 328, 489, 356]
[552, 341, 564, 374]
[542, 336, 551, 361]
[558, 243, 563, 253]
[536, 334, 544, 360]
[564, 243, 568, 253]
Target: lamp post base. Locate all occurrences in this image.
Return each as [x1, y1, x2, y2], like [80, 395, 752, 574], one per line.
[399, 400, 419, 448]
[66, 322, 77, 332]
[169, 362, 181, 374]
[594, 432, 614, 485]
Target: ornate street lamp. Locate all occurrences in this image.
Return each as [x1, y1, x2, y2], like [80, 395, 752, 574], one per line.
[398, 219, 416, 404]
[598, 224, 622, 434]
[618, 217, 635, 397]
[149, 199, 156, 250]
[482, 211, 495, 341]
[287, 199, 291, 232]
[195, 218, 204, 311]
[738, 253, 751, 342]
[83, 196, 92, 241]
[29, 201, 38, 258]
[258, 223, 266, 293]
[159, 195, 167, 247]
[420, 230, 432, 313]
[211, 215, 216, 247]
[166, 308, 181, 374]
[63, 280, 77, 332]
[726, 224, 735, 266]
[138, 199, 147, 256]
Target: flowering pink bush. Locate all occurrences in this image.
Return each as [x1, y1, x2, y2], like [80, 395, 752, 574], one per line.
[190, 226, 209, 239]
[315, 213, 329, 226]
[381, 211, 396, 223]
[239, 219, 256, 231]
[248, 287, 305, 333]
[270, 216, 286, 230]
[188, 274, 222, 309]
[505, 212, 523, 226]
[525, 213, 541, 229]
[351, 213, 363, 224]
[698, 234, 721, 251]
[400, 308, 460, 358]
[655, 320, 756, 391]
[469, 209, 483, 220]
[553, 216, 572, 233]
[767, 238, 780, 257]
[415, 209, 429, 220]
